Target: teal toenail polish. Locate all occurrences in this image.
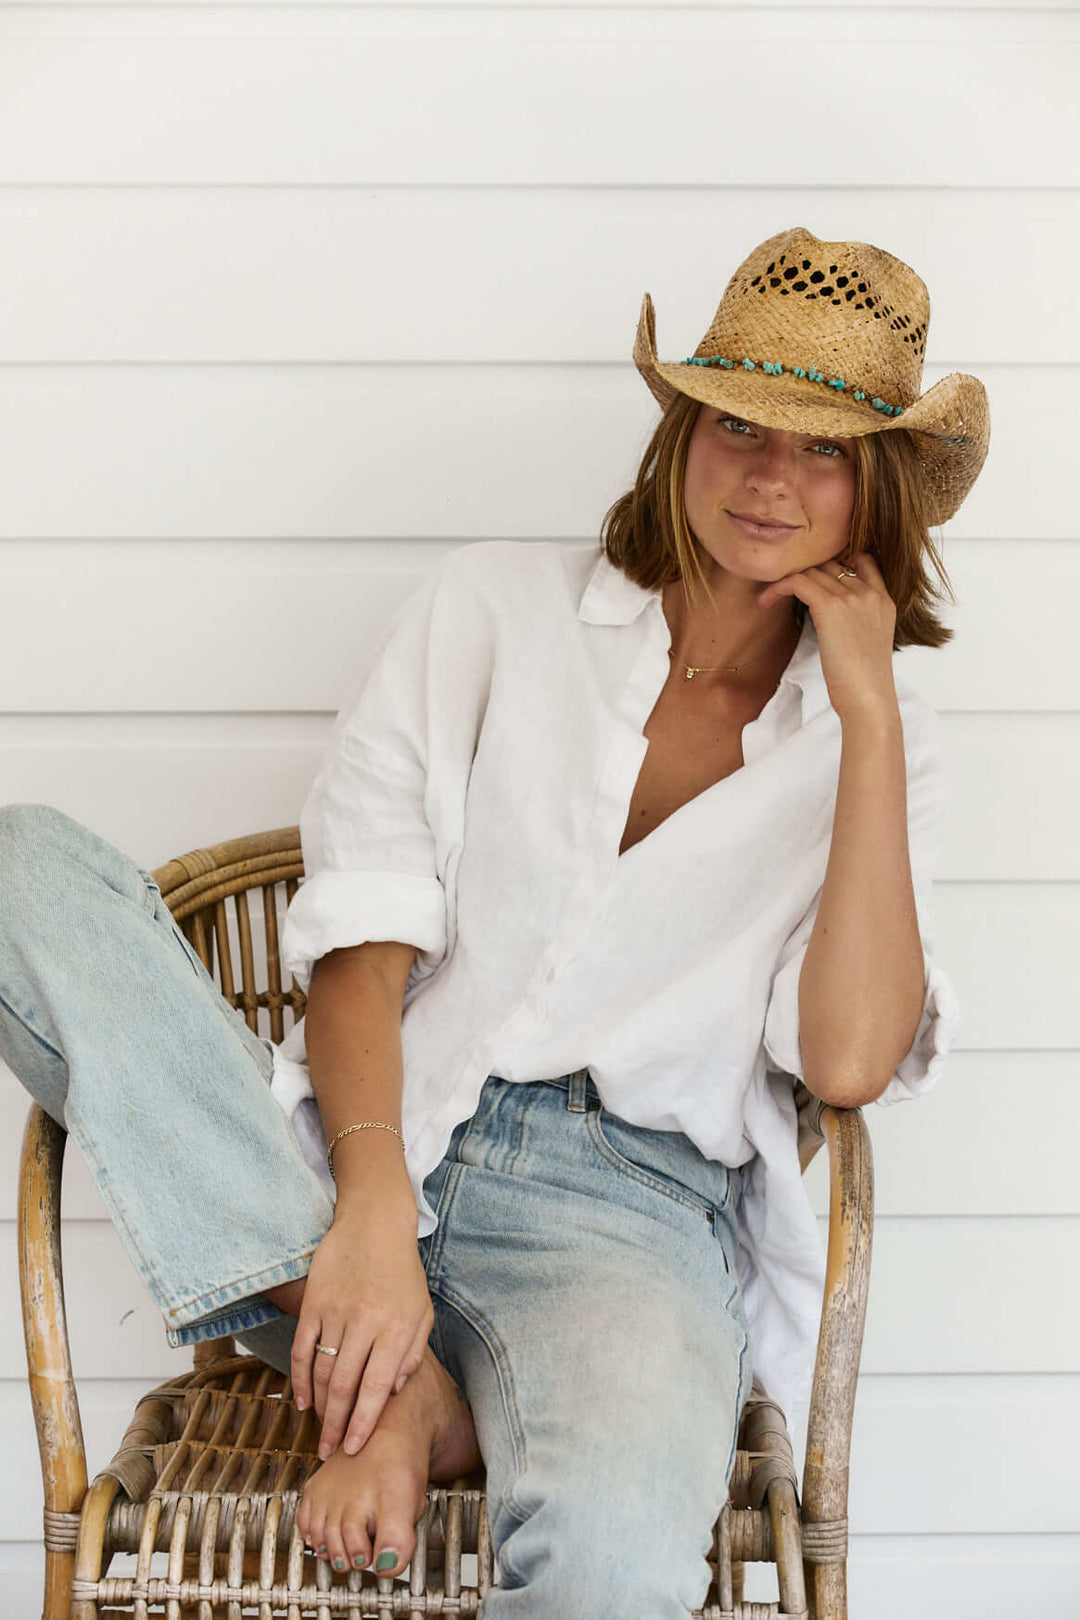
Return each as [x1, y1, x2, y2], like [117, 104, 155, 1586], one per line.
[353, 1555, 367, 1568]
[333, 1557, 345, 1571]
[375, 1549, 398, 1572]
[317, 1546, 327, 1558]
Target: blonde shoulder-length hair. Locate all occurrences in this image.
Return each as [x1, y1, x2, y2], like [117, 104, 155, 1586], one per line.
[599, 393, 957, 651]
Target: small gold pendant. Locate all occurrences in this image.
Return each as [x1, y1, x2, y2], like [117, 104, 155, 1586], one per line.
[684, 667, 695, 681]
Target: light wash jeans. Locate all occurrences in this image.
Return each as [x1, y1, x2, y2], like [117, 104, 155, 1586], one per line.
[0, 803, 752, 1618]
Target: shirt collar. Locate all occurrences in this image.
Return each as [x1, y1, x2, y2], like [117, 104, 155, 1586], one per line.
[578, 547, 832, 725]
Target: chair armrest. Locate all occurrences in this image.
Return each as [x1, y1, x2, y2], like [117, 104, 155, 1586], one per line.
[801, 1104, 874, 1548]
[18, 1105, 88, 1525]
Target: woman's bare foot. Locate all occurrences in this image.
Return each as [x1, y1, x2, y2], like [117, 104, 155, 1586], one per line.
[296, 1342, 481, 1579]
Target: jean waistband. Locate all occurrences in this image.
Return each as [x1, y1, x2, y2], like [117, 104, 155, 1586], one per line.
[489, 1068, 605, 1113]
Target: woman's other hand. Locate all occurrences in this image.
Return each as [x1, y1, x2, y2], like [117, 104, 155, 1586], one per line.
[292, 1180, 434, 1459]
[291, 937, 428, 1460]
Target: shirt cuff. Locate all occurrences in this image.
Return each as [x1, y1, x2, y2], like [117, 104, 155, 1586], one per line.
[280, 868, 447, 995]
[762, 948, 962, 1105]
[872, 955, 962, 1107]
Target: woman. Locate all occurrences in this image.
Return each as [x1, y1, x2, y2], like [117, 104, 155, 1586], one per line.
[0, 226, 988, 1615]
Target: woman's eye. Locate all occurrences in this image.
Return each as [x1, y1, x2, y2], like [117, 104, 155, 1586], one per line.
[716, 415, 846, 458]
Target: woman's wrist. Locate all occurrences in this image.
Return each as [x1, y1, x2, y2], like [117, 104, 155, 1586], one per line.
[329, 1133, 416, 1221]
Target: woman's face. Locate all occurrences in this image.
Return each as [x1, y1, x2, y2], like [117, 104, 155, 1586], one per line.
[682, 403, 859, 581]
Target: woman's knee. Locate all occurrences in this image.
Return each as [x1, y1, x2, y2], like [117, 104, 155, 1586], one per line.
[0, 801, 149, 922]
[0, 802, 98, 895]
[0, 801, 83, 854]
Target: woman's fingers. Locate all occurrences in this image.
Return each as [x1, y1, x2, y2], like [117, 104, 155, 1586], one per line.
[393, 1316, 432, 1396]
[316, 1333, 366, 1455]
[291, 1310, 322, 1412]
[341, 1337, 414, 1456]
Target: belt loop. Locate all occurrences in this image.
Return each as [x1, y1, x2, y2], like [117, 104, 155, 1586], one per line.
[567, 1069, 588, 1112]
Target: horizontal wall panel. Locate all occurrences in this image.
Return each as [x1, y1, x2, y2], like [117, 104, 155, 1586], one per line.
[15, 0, 1077, 13]
[3, 1054, 1077, 1226]
[851, 1218, 1080, 1375]
[1, 1210, 1075, 1381]
[0, 1221, 205, 1382]
[788, 1374, 1080, 1536]
[0, 41, 1074, 186]
[0, 723, 329, 867]
[4, 5, 1078, 39]
[0, 189, 1075, 365]
[3, 1373, 1075, 1538]
[928, 884, 1078, 1051]
[748, 1534, 1080, 1616]
[938, 713, 1080, 882]
[0, 709, 1076, 880]
[0, 538, 1075, 712]
[804, 1052, 1080, 1217]
[0, 366, 1061, 542]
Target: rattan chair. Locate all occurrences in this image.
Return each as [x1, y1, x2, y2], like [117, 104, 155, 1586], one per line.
[17, 825, 873, 1620]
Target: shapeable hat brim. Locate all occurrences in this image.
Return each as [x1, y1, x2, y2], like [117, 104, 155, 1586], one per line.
[633, 291, 990, 528]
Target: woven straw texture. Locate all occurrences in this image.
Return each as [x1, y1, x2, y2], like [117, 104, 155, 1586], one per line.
[634, 225, 990, 528]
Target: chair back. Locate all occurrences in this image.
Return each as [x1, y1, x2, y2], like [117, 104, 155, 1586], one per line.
[151, 825, 306, 1044]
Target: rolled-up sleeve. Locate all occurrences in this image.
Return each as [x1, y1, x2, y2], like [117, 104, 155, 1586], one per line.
[762, 691, 962, 1105]
[281, 546, 492, 997]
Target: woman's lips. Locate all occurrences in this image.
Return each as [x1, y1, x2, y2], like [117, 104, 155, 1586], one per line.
[727, 510, 800, 541]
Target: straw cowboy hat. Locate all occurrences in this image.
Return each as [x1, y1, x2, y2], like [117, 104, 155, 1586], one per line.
[633, 225, 990, 528]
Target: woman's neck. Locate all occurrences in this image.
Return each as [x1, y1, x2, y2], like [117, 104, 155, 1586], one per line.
[661, 579, 802, 678]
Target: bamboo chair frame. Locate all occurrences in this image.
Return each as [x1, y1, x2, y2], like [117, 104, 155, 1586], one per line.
[17, 824, 873, 1620]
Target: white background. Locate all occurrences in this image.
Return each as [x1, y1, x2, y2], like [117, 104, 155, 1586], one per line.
[1, 2, 1078, 1614]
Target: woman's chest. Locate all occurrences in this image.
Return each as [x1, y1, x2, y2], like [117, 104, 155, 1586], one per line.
[618, 678, 775, 856]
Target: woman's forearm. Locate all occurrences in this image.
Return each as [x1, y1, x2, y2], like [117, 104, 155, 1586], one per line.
[797, 703, 927, 1109]
[304, 941, 419, 1222]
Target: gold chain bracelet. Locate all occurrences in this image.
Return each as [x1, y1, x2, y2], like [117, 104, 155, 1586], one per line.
[326, 1121, 406, 1183]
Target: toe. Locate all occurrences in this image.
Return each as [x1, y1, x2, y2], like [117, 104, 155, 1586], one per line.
[371, 1483, 427, 1579]
[341, 1507, 373, 1572]
[323, 1510, 349, 1576]
[299, 1497, 325, 1562]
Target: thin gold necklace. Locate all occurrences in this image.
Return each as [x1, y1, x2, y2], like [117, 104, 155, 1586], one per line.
[670, 616, 802, 682]
[669, 646, 774, 682]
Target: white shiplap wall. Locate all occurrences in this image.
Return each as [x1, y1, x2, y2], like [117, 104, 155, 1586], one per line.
[1, 3, 1078, 1614]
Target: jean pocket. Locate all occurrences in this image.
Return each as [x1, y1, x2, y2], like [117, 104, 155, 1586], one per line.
[586, 1107, 731, 1223]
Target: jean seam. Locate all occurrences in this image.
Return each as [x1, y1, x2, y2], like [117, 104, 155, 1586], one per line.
[493, 1499, 533, 1592]
[586, 1108, 717, 1222]
[421, 1160, 464, 1289]
[166, 1249, 318, 1319]
[428, 1281, 528, 1482]
[0, 985, 66, 1061]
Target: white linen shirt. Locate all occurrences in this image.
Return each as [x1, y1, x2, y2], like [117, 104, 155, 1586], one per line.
[271, 538, 961, 1421]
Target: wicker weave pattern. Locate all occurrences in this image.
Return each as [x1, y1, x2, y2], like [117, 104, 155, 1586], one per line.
[66, 1354, 809, 1617]
[18, 825, 874, 1620]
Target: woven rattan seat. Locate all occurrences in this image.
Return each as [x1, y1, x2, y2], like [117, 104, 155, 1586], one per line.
[18, 825, 873, 1619]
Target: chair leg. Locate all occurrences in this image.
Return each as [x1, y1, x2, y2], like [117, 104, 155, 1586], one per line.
[71, 1475, 123, 1620]
[768, 1476, 808, 1618]
[805, 1558, 847, 1620]
[17, 1105, 88, 1620]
